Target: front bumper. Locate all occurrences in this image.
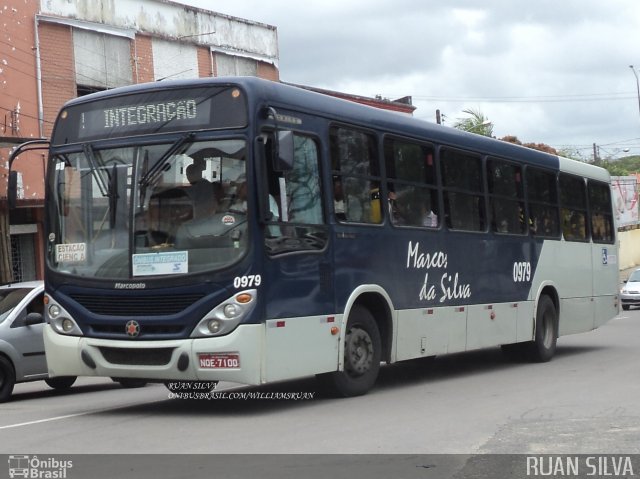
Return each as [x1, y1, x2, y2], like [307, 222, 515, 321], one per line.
[43, 323, 264, 385]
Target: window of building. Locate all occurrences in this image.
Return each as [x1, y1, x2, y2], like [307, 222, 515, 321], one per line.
[487, 158, 526, 235]
[73, 29, 132, 90]
[588, 180, 614, 244]
[152, 38, 199, 81]
[526, 167, 560, 238]
[560, 173, 589, 241]
[440, 148, 485, 231]
[216, 53, 258, 77]
[384, 138, 438, 227]
[330, 127, 381, 224]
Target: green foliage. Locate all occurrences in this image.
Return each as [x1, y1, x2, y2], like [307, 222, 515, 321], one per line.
[453, 108, 494, 137]
[599, 155, 640, 176]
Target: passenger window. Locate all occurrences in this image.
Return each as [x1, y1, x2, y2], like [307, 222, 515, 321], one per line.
[440, 148, 485, 231]
[487, 158, 525, 235]
[560, 173, 589, 242]
[330, 127, 382, 224]
[588, 181, 614, 244]
[384, 138, 438, 228]
[526, 167, 560, 238]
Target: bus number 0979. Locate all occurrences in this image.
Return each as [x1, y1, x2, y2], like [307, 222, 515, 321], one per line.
[233, 275, 262, 288]
[513, 262, 531, 282]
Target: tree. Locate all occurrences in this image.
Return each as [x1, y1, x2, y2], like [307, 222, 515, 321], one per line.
[453, 108, 494, 137]
[499, 135, 558, 155]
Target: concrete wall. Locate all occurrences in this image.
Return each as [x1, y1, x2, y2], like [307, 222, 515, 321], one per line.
[619, 228, 640, 270]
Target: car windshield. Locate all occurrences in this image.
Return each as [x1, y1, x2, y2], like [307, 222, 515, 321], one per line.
[0, 288, 30, 324]
[628, 270, 640, 283]
[47, 139, 248, 279]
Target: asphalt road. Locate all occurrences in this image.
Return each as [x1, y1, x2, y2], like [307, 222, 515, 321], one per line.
[1, 309, 639, 477]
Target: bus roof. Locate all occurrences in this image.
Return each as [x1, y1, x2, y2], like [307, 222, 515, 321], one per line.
[61, 76, 609, 181]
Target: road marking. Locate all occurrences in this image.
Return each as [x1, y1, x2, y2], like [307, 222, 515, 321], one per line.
[0, 400, 166, 431]
[0, 383, 247, 430]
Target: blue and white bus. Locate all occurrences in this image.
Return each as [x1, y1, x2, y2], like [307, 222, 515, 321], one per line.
[34, 77, 618, 397]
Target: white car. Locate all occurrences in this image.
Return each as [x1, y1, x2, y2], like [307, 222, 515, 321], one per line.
[621, 268, 640, 311]
[0, 281, 76, 402]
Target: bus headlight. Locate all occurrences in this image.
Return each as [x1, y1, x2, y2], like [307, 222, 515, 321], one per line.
[223, 304, 239, 318]
[207, 319, 221, 334]
[191, 289, 257, 338]
[48, 304, 61, 319]
[46, 296, 84, 336]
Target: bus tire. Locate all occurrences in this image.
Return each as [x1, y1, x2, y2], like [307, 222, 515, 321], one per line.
[112, 377, 148, 388]
[0, 356, 16, 403]
[317, 305, 381, 397]
[527, 295, 558, 362]
[45, 376, 77, 390]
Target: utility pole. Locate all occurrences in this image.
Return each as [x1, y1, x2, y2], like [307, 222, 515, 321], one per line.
[630, 65, 640, 117]
[436, 109, 442, 125]
[593, 143, 600, 164]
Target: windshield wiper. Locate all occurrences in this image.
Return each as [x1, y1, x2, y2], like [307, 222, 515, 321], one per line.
[139, 132, 195, 187]
[108, 164, 119, 229]
[83, 143, 109, 197]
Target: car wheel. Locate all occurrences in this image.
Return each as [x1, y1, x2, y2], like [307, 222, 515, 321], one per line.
[622, 305, 630, 311]
[0, 356, 16, 403]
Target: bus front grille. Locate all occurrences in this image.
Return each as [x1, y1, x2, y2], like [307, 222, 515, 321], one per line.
[98, 346, 174, 366]
[70, 293, 204, 316]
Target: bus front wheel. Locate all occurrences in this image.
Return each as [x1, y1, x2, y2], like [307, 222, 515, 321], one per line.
[317, 305, 381, 397]
[0, 356, 16, 403]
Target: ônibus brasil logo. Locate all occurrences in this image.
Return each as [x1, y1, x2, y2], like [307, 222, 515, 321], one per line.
[8, 455, 73, 478]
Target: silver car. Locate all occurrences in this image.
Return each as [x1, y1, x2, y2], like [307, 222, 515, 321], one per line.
[621, 268, 640, 311]
[0, 281, 76, 402]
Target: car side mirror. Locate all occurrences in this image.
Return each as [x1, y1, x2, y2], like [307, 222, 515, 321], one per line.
[25, 312, 44, 326]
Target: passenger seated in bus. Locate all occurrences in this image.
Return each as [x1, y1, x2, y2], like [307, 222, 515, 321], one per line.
[422, 203, 438, 227]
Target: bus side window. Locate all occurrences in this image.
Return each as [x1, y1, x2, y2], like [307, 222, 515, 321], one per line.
[588, 181, 614, 244]
[440, 148, 485, 232]
[330, 126, 381, 224]
[560, 173, 589, 242]
[263, 131, 326, 254]
[384, 137, 438, 228]
[527, 167, 560, 239]
[487, 158, 525, 235]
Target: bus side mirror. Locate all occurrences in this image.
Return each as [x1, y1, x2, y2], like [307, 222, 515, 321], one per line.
[274, 131, 294, 172]
[8, 171, 18, 210]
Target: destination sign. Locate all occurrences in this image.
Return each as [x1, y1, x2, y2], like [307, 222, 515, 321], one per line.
[101, 99, 198, 129]
[51, 86, 247, 144]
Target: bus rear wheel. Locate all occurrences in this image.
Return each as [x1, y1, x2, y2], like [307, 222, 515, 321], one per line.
[317, 305, 381, 397]
[527, 295, 558, 362]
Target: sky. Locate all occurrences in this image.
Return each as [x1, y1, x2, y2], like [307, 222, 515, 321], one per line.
[177, 0, 640, 160]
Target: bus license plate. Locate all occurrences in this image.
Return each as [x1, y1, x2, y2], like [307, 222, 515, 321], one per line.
[198, 353, 240, 369]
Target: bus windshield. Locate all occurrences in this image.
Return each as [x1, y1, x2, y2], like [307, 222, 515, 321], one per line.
[47, 138, 248, 279]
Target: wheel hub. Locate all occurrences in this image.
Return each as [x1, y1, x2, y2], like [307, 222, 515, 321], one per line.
[345, 328, 373, 376]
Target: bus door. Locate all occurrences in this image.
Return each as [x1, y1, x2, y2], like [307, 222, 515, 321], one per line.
[258, 130, 337, 382]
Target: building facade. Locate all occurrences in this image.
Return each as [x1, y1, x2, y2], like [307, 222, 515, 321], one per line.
[0, 0, 279, 283]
